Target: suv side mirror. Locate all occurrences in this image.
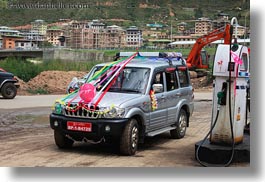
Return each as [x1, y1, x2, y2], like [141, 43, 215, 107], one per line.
[152, 84, 163, 93]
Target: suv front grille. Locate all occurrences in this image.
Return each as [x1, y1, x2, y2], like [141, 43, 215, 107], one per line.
[64, 104, 100, 119]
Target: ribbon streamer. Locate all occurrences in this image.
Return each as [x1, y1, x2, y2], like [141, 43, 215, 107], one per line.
[94, 52, 139, 107]
[59, 52, 139, 115]
[230, 51, 243, 96]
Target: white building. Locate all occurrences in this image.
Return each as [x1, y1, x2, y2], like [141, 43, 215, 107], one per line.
[31, 19, 47, 35]
[22, 30, 45, 41]
[126, 26, 143, 48]
[87, 19, 105, 30]
[15, 40, 38, 50]
[0, 26, 20, 36]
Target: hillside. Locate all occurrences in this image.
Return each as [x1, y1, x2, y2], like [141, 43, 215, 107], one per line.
[0, 0, 250, 27]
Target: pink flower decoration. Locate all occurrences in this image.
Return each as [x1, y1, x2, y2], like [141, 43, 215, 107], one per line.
[79, 83, 96, 103]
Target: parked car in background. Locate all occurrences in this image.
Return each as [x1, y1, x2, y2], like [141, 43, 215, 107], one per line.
[67, 73, 89, 94]
[0, 68, 20, 99]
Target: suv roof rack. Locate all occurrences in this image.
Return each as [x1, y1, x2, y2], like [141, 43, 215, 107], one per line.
[114, 52, 186, 67]
[117, 52, 160, 57]
[116, 52, 183, 58]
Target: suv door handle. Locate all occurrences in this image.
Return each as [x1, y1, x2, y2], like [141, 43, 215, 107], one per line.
[175, 93, 182, 97]
[161, 95, 166, 99]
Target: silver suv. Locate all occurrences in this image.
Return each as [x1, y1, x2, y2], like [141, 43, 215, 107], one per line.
[50, 52, 194, 155]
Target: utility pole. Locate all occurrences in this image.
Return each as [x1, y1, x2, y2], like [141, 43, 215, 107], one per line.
[171, 18, 178, 42]
[170, 20, 173, 42]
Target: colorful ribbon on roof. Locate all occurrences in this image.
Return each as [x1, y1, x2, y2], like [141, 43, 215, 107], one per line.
[62, 52, 139, 111]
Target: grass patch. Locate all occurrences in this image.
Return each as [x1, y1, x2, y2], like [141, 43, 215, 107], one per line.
[26, 88, 50, 95]
[0, 57, 99, 82]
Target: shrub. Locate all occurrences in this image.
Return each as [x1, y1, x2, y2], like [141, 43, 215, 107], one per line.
[0, 57, 42, 82]
[0, 57, 99, 82]
[27, 88, 50, 95]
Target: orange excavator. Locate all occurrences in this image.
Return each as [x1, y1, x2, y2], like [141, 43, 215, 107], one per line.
[186, 24, 232, 71]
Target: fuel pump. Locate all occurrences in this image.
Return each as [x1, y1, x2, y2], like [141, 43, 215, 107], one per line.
[195, 17, 250, 166]
[211, 44, 250, 144]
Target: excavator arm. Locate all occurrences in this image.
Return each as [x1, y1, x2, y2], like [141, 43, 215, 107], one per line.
[186, 24, 232, 70]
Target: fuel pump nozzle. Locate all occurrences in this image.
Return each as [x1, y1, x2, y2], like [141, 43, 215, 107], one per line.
[217, 82, 227, 106]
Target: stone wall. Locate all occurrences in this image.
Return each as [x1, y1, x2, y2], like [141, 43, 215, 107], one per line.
[43, 49, 113, 62]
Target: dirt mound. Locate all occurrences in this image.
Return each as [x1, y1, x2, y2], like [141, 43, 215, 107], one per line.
[18, 71, 87, 95]
[15, 77, 31, 95]
[191, 76, 213, 91]
[189, 71, 198, 79]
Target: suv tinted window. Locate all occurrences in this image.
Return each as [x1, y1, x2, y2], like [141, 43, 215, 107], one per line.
[151, 71, 165, 93]
[165, 72, 178, 91]
[153, 72, 164, 85]
[177, 68, 189, 87]
[88, 66, 150, 94]
[110, 67, 150, 94]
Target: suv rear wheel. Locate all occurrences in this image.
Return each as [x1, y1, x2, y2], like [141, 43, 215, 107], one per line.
[1, 82, 17, 99]
[120, 118, 139, 156]
[170, 109, 187, 139]
[54, 130, 74, 149]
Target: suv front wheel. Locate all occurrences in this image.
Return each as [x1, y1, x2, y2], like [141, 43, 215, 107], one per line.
[54, 130, 74, 149]
[120, 118, 139, 156]
[170, 109, 187, 139]
[1, 82, 17, 99]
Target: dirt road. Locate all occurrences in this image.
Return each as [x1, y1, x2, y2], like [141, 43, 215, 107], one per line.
[0, 95, 63, 109]
[0, 96, 249, 167]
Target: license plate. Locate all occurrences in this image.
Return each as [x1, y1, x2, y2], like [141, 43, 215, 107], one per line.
[67, 121, 92, 132]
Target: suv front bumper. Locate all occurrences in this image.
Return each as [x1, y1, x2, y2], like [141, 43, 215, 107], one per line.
[14, 83, 20, 88]
[50, 113, 129, 141]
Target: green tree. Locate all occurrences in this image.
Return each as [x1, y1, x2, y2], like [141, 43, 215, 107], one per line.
[195, 8, 203, 18]
[0, 0, 7, 9]
[39, 41, 53, 48]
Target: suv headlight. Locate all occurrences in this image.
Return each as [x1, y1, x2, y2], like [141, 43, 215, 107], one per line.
[52, 102, 63, 115]
[103, 107, 125, 118]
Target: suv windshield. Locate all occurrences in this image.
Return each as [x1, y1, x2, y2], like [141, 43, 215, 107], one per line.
[88, 66, 150, 94]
